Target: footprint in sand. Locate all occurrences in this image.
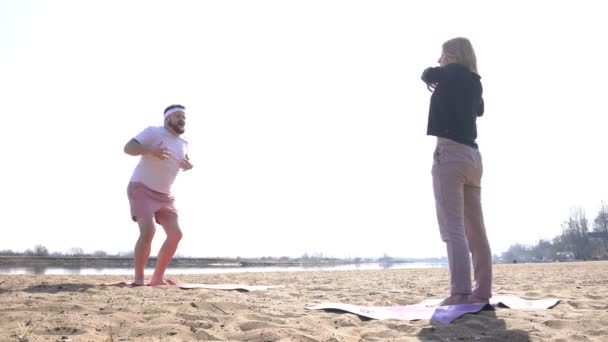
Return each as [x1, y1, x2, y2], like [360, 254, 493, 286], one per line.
[177, 312, 219, 324]
[244, 314, 287, 325]
[182, 319, 214, 330]
[543, 319, 601, 331]
[96, 307, 115, 315]
[239, 321, 281, 332]
[45, 326, 84, 335]
[193, 329, 220, 340]
[584, 294, 605, 300]
[386, 323, 418, 333]
[332, 316, 359, 327]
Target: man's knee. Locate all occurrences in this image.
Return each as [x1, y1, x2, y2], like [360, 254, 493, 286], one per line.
[169, 228, 183, 242]
[137, 219, 156, 242]
[140, 228, 156, 242]
[158, 213, 182, 241]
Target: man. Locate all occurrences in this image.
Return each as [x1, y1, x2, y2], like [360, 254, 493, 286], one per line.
[124, 104, 193, 285]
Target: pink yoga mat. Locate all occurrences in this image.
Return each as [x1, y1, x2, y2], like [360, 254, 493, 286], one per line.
[306, 295, 560, 324]
[103, 280, 283, 292]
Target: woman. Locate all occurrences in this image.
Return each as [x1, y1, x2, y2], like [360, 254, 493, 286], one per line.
[422, 37, 492, 305]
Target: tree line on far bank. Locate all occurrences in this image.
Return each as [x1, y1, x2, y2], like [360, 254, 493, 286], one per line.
[0, 246, 130, 257]
[5, 202, 608, 264]
[501, 203, 608, 263]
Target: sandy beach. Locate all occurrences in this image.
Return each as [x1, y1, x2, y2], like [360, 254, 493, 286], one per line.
[1, 261, 607, 341]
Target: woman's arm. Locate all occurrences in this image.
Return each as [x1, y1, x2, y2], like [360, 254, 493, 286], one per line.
[421, 66, 447, 85]
[477, 98, 485, 117]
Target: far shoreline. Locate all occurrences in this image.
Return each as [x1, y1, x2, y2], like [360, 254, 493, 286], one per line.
[0, 255, 387, 269]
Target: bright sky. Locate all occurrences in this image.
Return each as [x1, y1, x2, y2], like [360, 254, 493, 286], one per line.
[1, 0, 606, 259]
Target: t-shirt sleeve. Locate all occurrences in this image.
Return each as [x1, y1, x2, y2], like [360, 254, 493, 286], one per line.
[133, 126, 157, 146]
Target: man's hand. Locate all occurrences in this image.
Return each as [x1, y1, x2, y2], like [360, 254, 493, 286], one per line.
[145, 141, 172, 160]
[180, 158, 193, 171]
[124, 139, 171, 160]
[147, 146, 171, 160]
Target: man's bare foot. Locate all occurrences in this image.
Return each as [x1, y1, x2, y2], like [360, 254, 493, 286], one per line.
[147, 278, 177, 286]
[468, 295, 490, 304]
[438, 294, 469, 306]
[133, 279, 146, 286]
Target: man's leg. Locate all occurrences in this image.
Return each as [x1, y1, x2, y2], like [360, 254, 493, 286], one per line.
[149, 210, 183, 285]
[133, 216, 156, 285]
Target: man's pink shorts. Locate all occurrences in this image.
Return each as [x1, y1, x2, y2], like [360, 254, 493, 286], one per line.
[127, 182, 178, 225]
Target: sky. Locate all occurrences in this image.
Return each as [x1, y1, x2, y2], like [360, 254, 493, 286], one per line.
[1, 0, 606, 259]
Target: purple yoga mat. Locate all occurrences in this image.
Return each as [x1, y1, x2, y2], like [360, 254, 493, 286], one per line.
[305, 302, 488, 324]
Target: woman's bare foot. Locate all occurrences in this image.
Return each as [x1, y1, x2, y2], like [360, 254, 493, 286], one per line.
[439, 294, 469, 306]
[468, 295, 490, 304]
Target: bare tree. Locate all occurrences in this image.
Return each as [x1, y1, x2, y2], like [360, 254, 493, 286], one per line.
[68, 247, 85, 257]
[530, 239, 553, 261]
[501, 243, 530, 262]
[118, 250, 134, 257]
[592, 202, 608, 255]
[33, 245, 49, 257]
[502, 202, 608, 262]
[561, 208, 591, 260]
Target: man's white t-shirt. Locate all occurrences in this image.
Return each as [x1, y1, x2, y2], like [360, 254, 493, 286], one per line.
[130, 126, 188, 195]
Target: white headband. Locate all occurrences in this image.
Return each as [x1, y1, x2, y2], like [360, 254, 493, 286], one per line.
[164, 107, 185, 117]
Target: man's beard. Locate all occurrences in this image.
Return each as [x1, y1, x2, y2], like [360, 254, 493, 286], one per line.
[168, 121, 185, 134]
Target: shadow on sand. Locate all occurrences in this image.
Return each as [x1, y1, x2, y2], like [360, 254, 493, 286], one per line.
[22, 283, 96, 294]
[417, 307, 530, 341]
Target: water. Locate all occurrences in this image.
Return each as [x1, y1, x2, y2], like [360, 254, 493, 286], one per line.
[0, 262, 446, 275]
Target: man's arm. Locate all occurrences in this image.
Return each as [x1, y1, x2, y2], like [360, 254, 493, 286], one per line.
[124, 139, 170, 160]
[124, 139, 149, 156]
[181, 153, 193, 171]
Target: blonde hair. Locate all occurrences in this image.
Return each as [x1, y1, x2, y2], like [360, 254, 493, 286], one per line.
[442, 37, 478, 73]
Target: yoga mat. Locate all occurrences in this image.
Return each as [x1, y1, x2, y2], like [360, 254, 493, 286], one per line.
[305, 302, 488, 324]
[103, 280, 283, 292]
[306, 295, 560, 324]
[418, 295, 560, 310]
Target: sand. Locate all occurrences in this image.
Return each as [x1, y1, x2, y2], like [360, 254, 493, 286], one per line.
[1, 261, 607, 341]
